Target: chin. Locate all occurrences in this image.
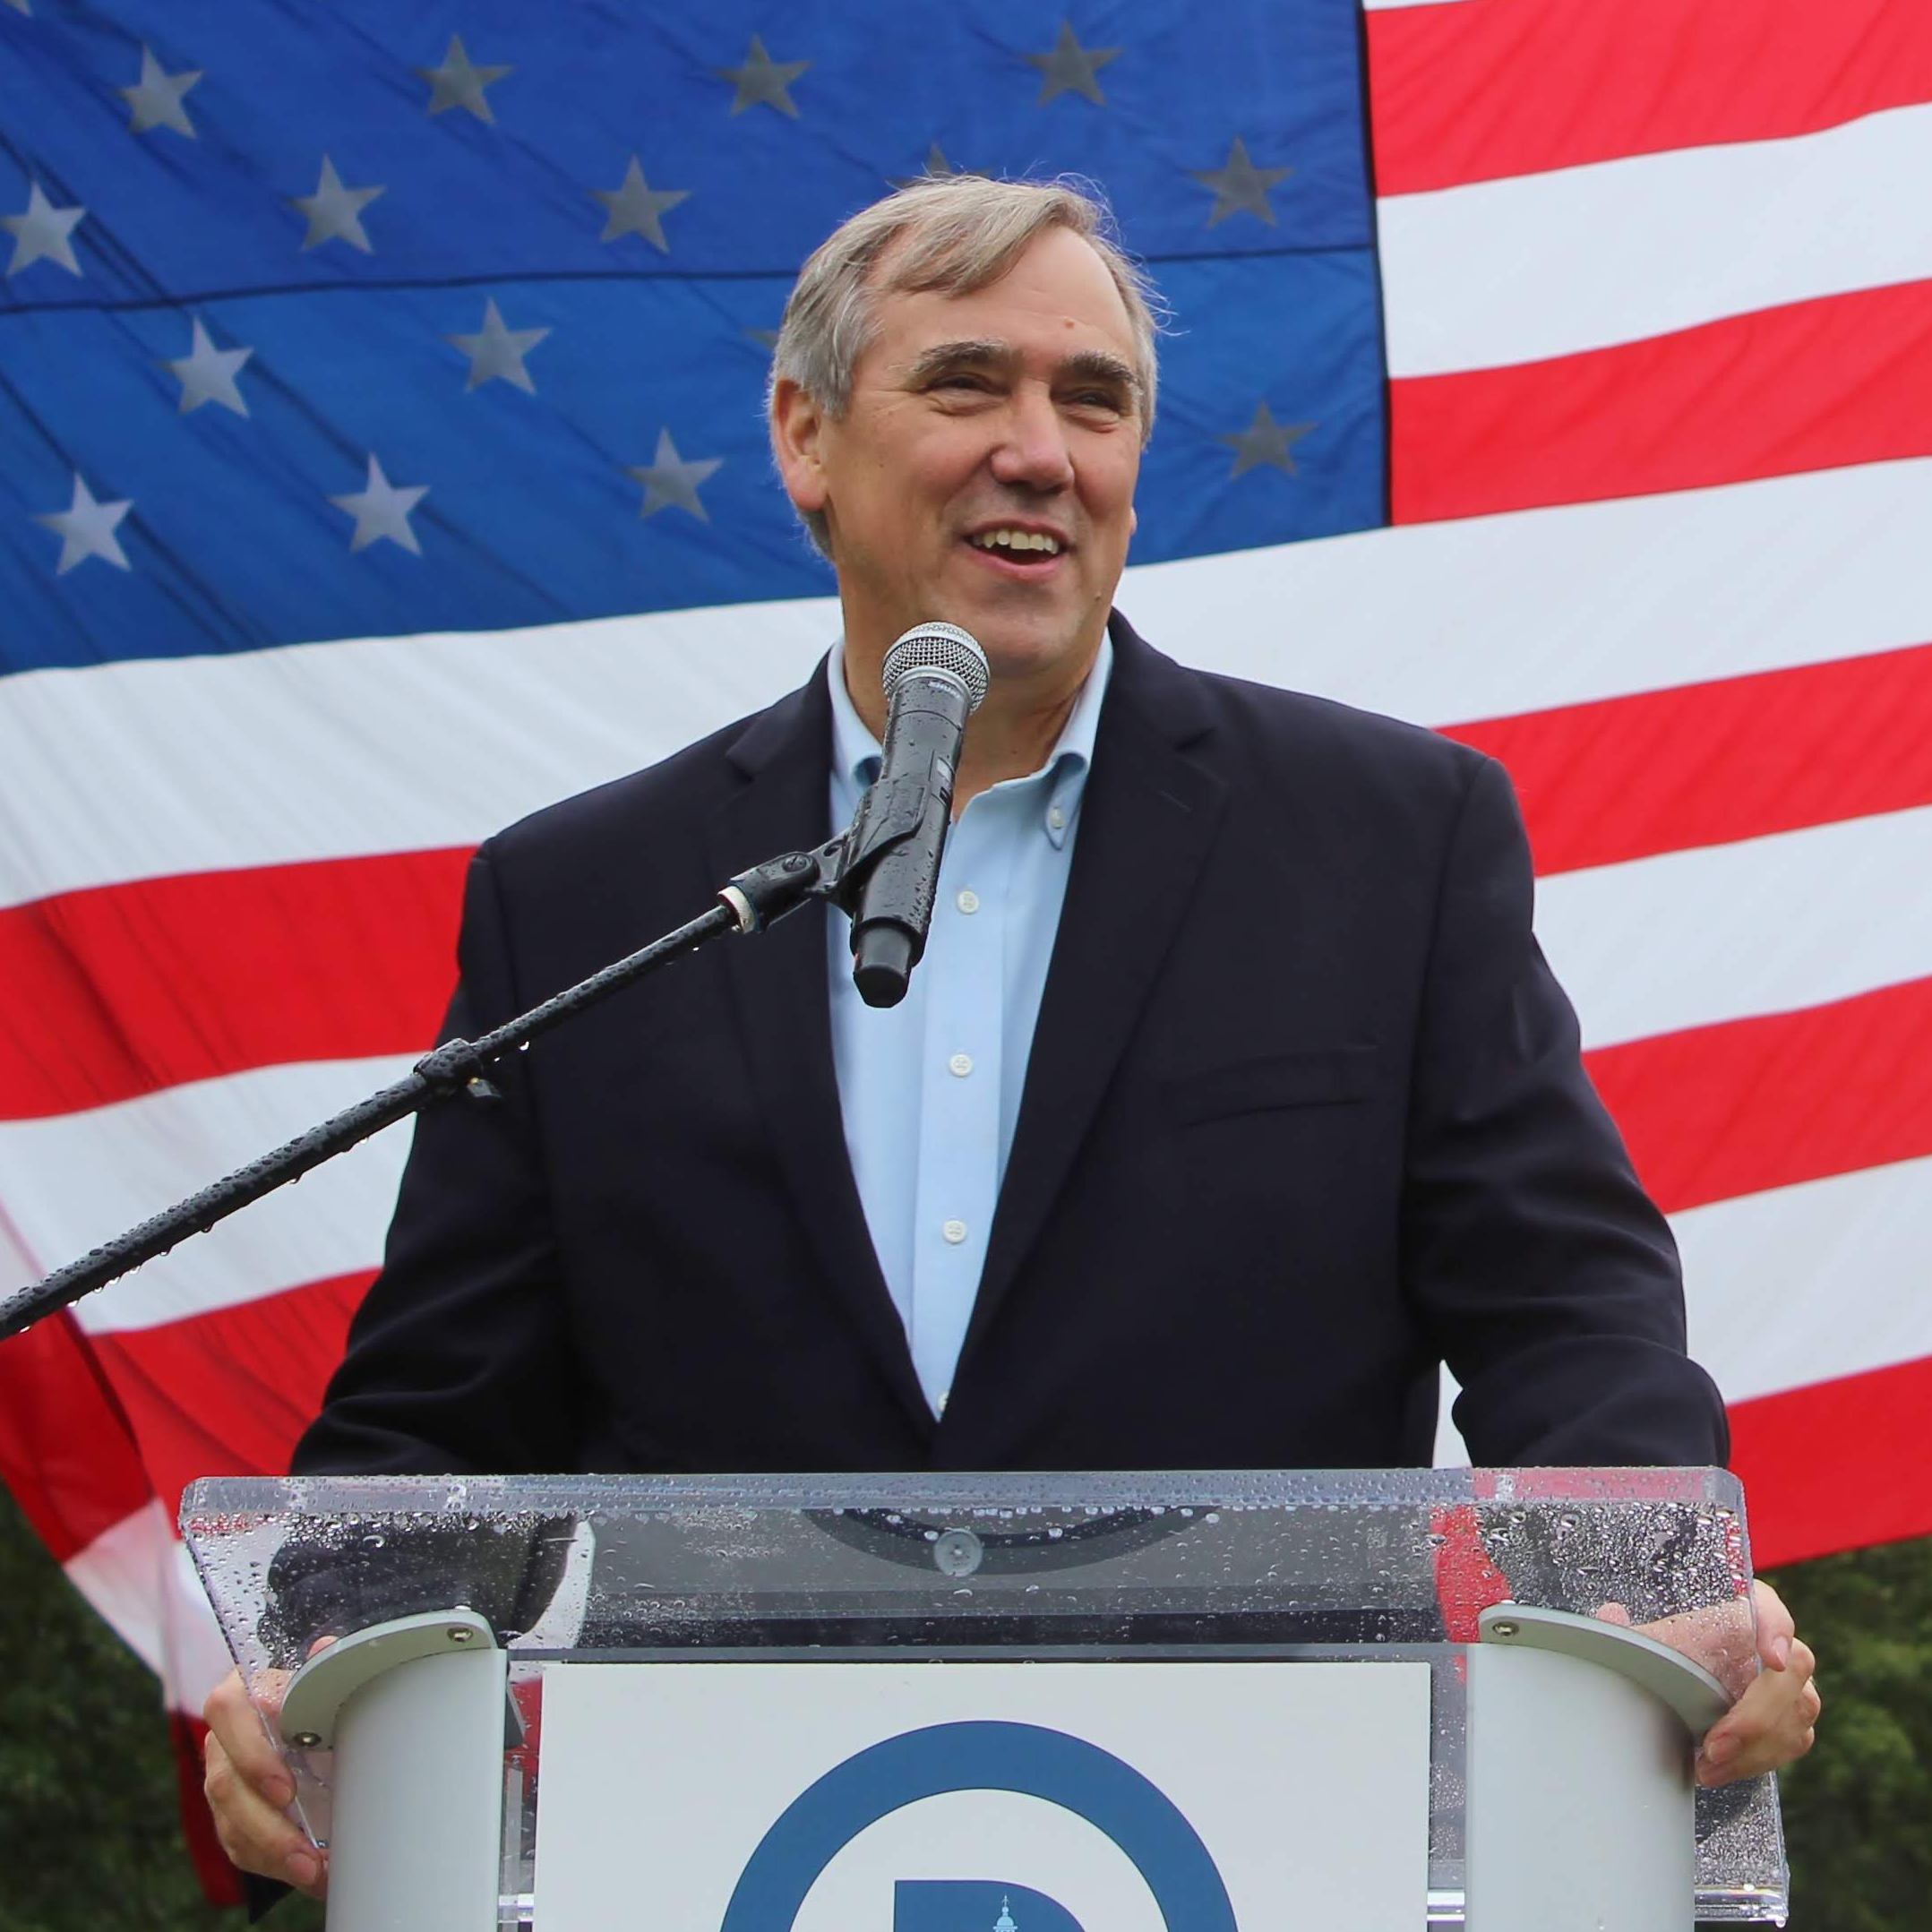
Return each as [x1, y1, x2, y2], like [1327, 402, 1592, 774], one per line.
[975, 614, 1103, 684]
[948, 581, 1067, 640]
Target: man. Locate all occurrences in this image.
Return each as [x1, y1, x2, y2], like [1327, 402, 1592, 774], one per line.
[204, 176, 1818, 1894]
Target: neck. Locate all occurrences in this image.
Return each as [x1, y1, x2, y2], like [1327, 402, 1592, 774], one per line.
[845, 632, 1100, 813]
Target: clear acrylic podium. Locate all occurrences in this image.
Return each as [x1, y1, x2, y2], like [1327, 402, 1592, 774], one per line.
[182, 1468, 1789, 1929]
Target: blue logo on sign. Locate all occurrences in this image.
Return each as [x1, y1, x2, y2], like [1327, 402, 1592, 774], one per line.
[719, 1719, 1236, 1931]
[894, 1881, 1083, 1930]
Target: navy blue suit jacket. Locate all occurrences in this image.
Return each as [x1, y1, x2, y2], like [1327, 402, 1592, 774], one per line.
[294, 613, 1728, 1477]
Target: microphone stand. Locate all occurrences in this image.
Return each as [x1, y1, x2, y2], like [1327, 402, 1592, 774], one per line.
[0, 762, 942, 1345]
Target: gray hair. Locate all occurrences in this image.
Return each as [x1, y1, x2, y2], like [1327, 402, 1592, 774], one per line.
[769, 174, 1162, 557]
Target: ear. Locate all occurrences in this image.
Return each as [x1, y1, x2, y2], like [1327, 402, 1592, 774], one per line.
[769, 377, 829, 516]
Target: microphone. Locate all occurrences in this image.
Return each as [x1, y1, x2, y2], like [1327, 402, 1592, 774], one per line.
[848, 621, 990, 1009]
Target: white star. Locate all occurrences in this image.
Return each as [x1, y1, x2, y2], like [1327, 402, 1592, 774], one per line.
[162, 317, 253, 416]
[446, 298, 549, 392]
[330, 456, 429, 554]
[119, 47, 203, 138]
[627, 430, 724, 521]
[4, 182, 86, 278]
[1218, 401, 1317, 479]
[1024, 21, 1121, 107]
[34, 475, 133, 574]
[417, 35, 512, 123]
[892, 143, 964, 190]
[715, 35, 811, 118]
[591, 157, 690, 252]
[1190, 137, 1293, 229]
[290, 156, 385, 253]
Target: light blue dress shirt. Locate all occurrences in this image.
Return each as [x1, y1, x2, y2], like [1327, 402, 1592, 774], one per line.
[826, 635, 1113, 1417]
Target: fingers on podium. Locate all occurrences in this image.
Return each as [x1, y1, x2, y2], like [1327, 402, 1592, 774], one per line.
[201, 1667, 327, 1893]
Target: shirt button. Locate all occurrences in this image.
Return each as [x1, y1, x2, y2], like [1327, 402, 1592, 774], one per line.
[942, 1218, 968, 1245]
[936, 1390, 950, 1415]
[1047, 804, 1067, 832]
[956, 888, 980, 914]
[949, 1052, 974, 1078]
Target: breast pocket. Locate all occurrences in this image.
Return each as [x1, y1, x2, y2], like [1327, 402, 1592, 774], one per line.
[1167, 1044, 1380, 1125]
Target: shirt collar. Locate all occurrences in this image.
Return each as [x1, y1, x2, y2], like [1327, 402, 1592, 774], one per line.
[828, 633, 1112, 850]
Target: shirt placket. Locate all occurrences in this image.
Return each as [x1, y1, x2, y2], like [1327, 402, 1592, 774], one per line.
[906, 794, 1012, 1415]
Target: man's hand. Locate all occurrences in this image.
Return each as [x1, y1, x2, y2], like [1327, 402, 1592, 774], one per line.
[202, 1663, 329, 1898]
[1693, 1578, 1820, 1787]
[1594, 1577, 1819, 1786]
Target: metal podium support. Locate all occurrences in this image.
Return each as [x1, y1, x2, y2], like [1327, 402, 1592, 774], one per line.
[1467, 1603, 1733, 1932]
[280, 1608, 506, 1932]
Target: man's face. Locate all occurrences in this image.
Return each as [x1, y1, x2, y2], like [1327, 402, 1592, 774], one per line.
[774, 225, 1144, 687]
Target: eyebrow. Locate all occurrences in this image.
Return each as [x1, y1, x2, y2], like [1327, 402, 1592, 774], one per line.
[905, 338, 1143, 401]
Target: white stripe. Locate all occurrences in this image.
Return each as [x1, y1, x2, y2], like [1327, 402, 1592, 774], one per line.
[1379, 101, 1932, 374]
[7, 460, 1932, 909]
[1537, 804, 1932, 1051]
[1676, 1155, 1932, 1404]
[167, 1533, 239, 1713]
[0, 597, 834, 909]
[64, 1499, 174, 1677]
[0, 1056, 411, 1334]
[0, 1193, 41, 1297]
[1438, 1157, 1932, 1464]
[1129, 459, 1932, 726]
[64, 1502, 236, 1709]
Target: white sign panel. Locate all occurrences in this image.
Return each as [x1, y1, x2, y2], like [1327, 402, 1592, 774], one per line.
[536, 1660, 1430, 1930]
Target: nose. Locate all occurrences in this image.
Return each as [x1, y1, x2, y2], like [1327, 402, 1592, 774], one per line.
[988, 382, 1076, 493]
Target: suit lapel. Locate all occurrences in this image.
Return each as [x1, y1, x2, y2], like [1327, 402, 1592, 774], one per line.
[706, 669, 934, 1439]
[959, 617, 1228, 1370]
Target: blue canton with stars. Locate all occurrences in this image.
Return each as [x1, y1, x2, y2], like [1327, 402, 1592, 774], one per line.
[0, 1, 1387, 676]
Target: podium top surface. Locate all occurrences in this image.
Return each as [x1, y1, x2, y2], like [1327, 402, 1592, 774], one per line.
[183, 1465, 1756, 1669]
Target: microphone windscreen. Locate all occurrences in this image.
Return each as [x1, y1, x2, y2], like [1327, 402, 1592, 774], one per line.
[880, 622, 989, 711]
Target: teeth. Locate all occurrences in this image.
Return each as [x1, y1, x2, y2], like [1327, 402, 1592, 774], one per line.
[971, 528, 1060, 554]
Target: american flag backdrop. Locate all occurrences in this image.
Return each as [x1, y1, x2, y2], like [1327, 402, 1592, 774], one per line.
[2, 0, 1928, 1892]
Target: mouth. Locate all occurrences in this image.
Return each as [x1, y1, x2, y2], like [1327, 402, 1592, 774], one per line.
[961, 525, 1070, 579]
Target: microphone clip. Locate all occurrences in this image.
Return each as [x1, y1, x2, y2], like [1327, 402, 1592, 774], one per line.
[837, 767, 947, 903]
[717, 762, 940, 938]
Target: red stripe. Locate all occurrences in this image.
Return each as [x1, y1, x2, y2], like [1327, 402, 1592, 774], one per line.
[9, 647, 1927, 1124]
[1368, 0, 1932, 195]
[1391, 280, 1932, 524]
[1430, 1502, 1514, 1641]
[1587, 977, 1932, 1215]
[1729, 1354, 1932, 1567]
[174, 1713, 245, 1906]
[0, 1311, 152, 1560]
[89, 1272, 371, 1516]
[0, 849, 468, 1120]
[1443, 643, 1932, 878]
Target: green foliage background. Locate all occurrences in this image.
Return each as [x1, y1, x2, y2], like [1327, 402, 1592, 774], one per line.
[2, 1483, 1925, 1928]
[0, 1490, 322, 1932]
